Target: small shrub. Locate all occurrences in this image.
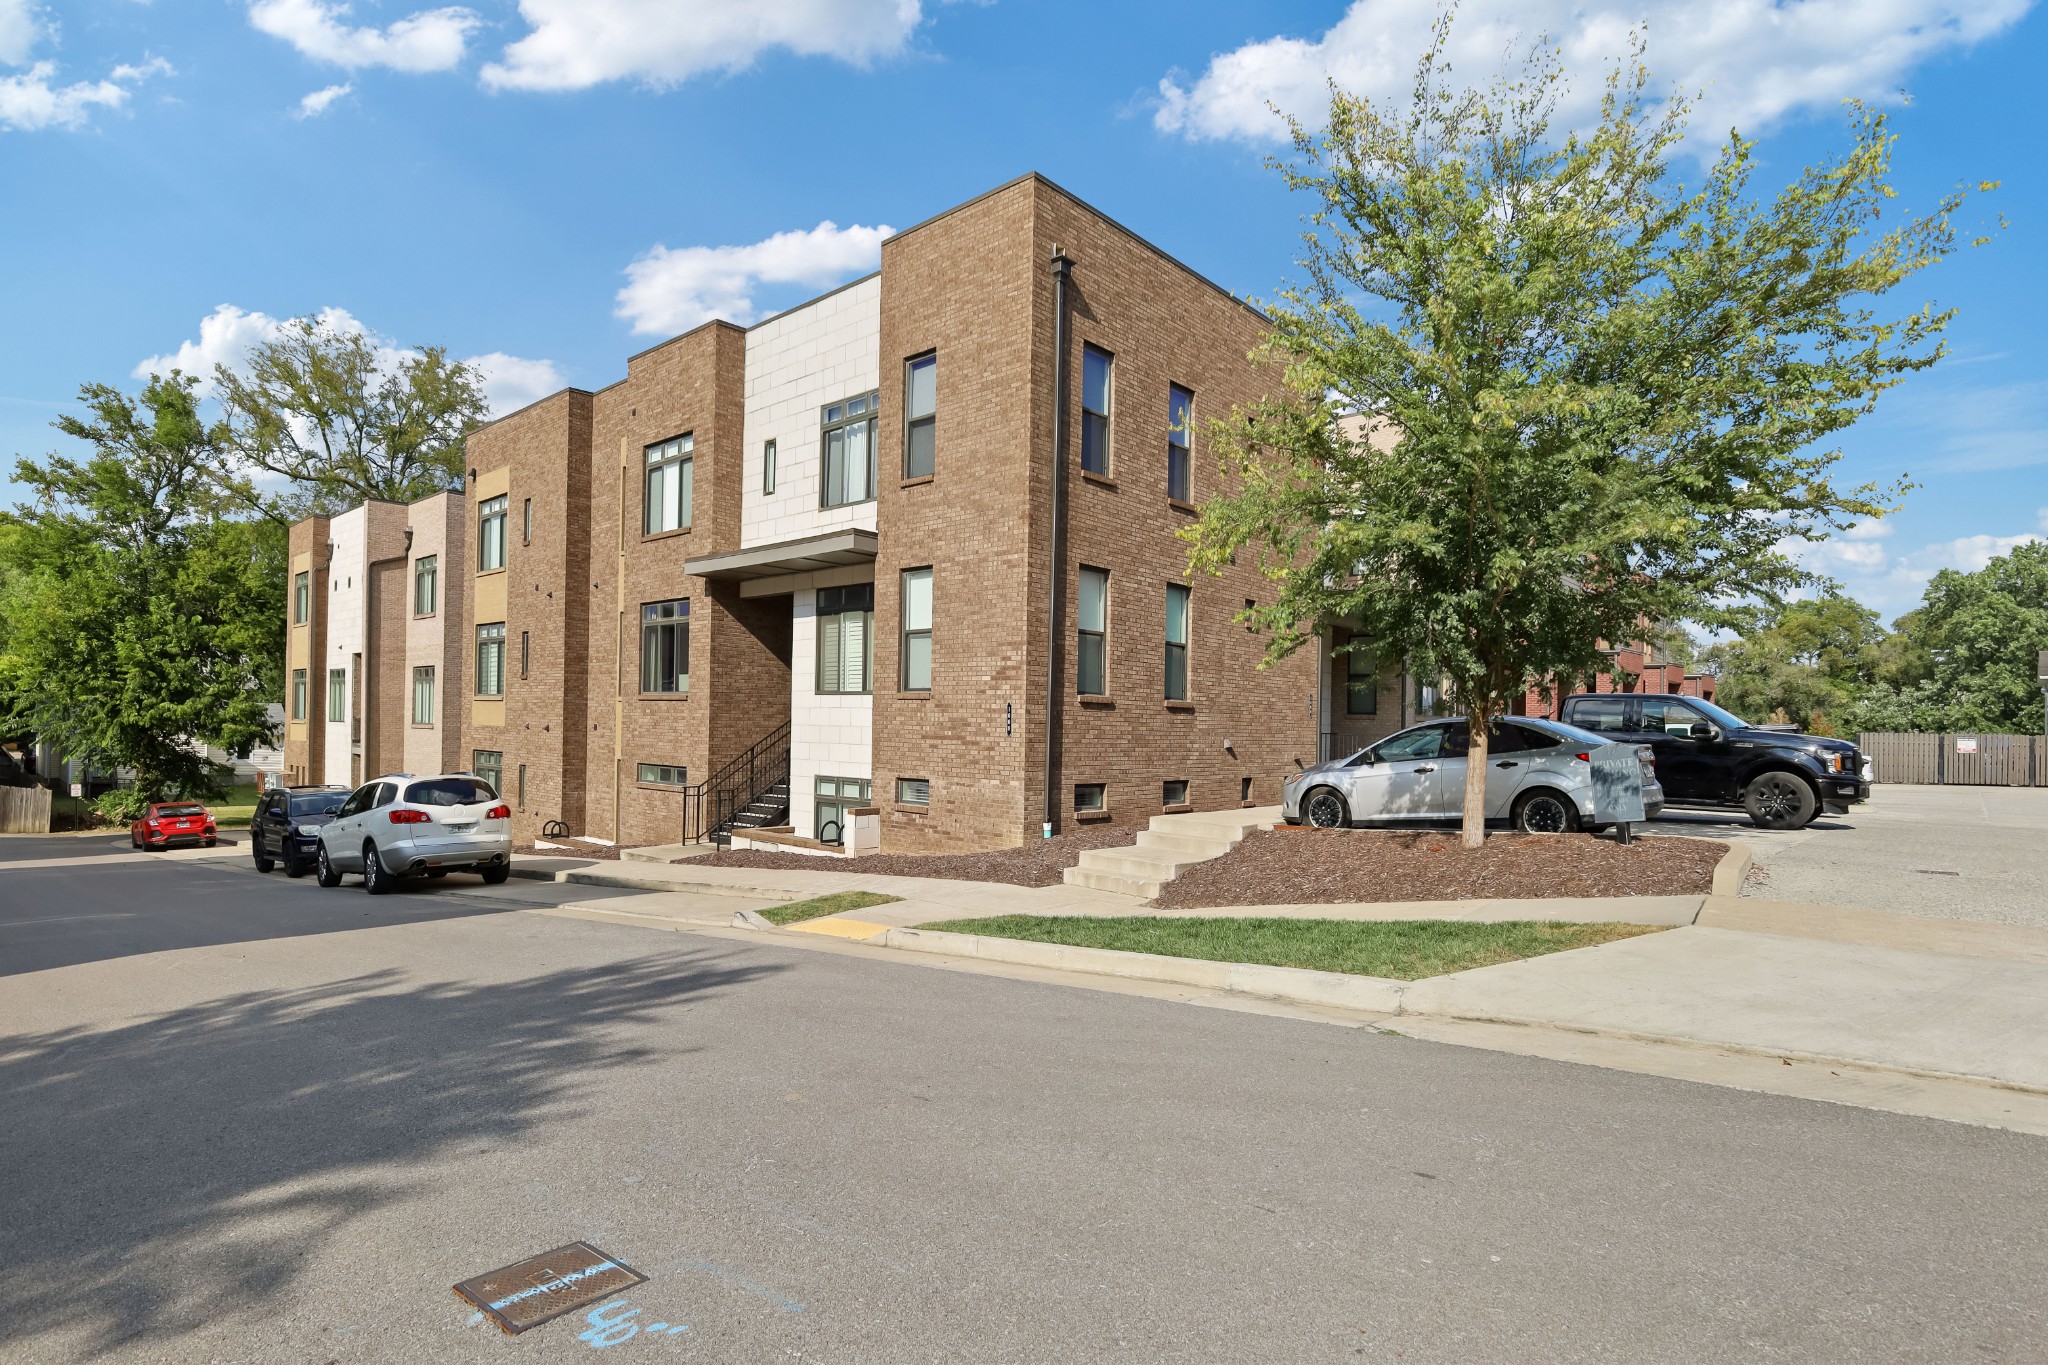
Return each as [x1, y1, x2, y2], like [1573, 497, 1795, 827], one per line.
[92, 787, 150, 826]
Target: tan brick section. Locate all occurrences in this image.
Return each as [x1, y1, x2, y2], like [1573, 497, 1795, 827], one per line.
[287, 174, 1344, 853]
[283, 516, 329, 786]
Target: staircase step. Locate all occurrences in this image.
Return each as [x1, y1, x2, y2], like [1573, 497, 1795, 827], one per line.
[1134, 829, 1238, 858]
[1061, 865, 1163, 898]
[1074, 847, 1205, 879]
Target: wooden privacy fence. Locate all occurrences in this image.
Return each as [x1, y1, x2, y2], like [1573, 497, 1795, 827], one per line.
[0, 785, 52, 833]
[1859, 732, 2046, 787]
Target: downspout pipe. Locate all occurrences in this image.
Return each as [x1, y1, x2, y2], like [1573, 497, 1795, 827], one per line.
[1044, 246, 1073, 838]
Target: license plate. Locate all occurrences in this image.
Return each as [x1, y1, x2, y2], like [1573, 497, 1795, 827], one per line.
[446, 821, 476, 832]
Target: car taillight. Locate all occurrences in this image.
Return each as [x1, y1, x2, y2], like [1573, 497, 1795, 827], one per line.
[388, 809, 430, 824]
[485, 804, 511, 820]
[1574, 752, 1592, 762]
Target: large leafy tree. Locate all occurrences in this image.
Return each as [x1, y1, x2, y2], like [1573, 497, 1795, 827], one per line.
[1188, 21, 1990, 844]
[1701, 590, 1887, 734]
[0, 374, 282, 800]
[212, 313, 489, 516]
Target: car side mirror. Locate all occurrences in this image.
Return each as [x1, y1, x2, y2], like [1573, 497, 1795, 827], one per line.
[1689, 722, 1716, 740]
[324, 804, 343, 816]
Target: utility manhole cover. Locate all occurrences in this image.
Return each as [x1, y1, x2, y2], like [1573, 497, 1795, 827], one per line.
[454, 1242, 648, 1334]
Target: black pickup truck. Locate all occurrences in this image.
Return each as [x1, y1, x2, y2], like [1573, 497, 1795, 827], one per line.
[1557, 693, 1870, 829]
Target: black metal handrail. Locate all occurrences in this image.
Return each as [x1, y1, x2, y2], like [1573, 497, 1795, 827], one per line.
[680, 719, 792, 845]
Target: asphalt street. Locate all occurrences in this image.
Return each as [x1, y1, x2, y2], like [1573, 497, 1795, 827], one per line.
[2, 834, 2043, 1363]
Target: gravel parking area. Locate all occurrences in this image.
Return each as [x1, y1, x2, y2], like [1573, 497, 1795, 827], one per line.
[1156, 829, 1724, 908]
[704, 823, 1139, 887]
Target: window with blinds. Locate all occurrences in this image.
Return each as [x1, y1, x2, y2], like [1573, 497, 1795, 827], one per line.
[816, 583, 874, 694]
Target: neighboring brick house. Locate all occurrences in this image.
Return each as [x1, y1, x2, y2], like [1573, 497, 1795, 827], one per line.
[287, 174, 1411, 851]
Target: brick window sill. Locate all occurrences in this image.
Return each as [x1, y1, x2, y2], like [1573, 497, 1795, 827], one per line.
[412, 612, 438, 620]
[409, 722, 435, 730]
[1078, 695, 1115, 709]
[1161, 803, 1194, 815]
[1168, 499, 1198, 515]
[1164, 700, 1196, 712]
[635, 783, 689, 794]
[640, 527, 693, 544]
[1074, 809, 1112, 823]
[636, 691, 692, 701]
[1080, 471, 1118, 490]
[892, 802, 930, 815]
[476, 567, 505, 579]
[899, 474, 935, 490]
[895, 690, 932, 701]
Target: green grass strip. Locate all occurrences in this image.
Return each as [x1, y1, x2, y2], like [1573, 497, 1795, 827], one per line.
[913, 916, 1666, 981]
[759, 890, 904, 926]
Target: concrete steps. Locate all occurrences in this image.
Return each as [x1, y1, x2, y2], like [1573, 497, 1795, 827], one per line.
[1062, 807, 1278, 900]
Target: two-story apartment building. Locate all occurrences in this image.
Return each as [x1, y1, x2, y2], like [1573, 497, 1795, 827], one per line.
[286, 174, 1408, 852]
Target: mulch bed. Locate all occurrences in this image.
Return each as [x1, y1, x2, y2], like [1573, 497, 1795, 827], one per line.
[1155, 828, 1725, 908]
[699, 822, 1142, 888]
[515, 841, 623, 861]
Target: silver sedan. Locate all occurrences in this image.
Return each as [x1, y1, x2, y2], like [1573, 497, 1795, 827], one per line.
[1282, 716, 1663, 834]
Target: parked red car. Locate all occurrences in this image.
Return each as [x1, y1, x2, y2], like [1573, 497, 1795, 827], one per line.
[132, 802, 217, 850]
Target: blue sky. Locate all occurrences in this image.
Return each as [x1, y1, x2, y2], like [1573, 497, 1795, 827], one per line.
[2, 0, 2042, 621]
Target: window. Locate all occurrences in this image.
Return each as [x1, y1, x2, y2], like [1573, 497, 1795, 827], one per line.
[815, 776, 870, 844]
[896, 777, 930, 806]
[1163, 779, 1189, 807]
[328, 668, 347, 720]
[472, 750, 503, 793]
[1639, 697, 1705, 737]
[517, 764, 527, 809]
[405, 777, 496, 806]
[821, 392, 878, 507]
[294, 571, 310, 623]
[1167, 385, 1193, 502]
[520, 630, 531, 680]
[522, 498, 533, 543]
[638, 763, 688, 787]
[1078, 567, 1108, 695]
[478, 495, 508, 570]
[904, 354, 936, 479]
[640, 600, 690, 694]
[1081, 345, 1113, 475]
[291, 669, 307, 720]
[899, 570, 931, 691]
[1241, 776, 1254, 803]
[1372, 725, 1447, 762]
[644, 435, 694, 534]
[1345, 642, 1378, 715]
[1416, 679, 1443, 716]
[413, 556, 437, 616]
[477, 623, 506, 696]
[818, 584, 875, 694]
[1074, 783, 1106, 812]
[1165, 584, 1190, 701]
[762, 439, 777, 495]
[1572, 696, 1630, 733]
[412, 666, 435, 725]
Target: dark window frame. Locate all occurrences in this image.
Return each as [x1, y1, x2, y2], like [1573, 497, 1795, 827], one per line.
[1167, 384, 1193, 503]
[820, 391, 879, 509]
[1164, 583, 1190, 701]
[817, 583, 875, 695]
[639, 599, 690, 694]
[1081, 344, 1113, 475]
[476, 622, 506, 697]
[899, 569, 932, 692]
[412, 665, 435, 725]
[1078, 566, 1108, 696]
[1345, 641, 1379, 716]
[413, 555, 437, 616]
[903, 353, 936, 479]
[478, 495, 508, 571]
[293, 570, 310, 623]
[643, 434, 695, 535]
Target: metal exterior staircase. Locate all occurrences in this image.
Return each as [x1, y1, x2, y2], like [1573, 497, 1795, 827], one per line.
[1061, 807, 1279, 899]
[680, 720, 792, 846]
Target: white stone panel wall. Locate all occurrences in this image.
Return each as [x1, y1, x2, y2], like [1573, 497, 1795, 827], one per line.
[322, 506, 366, 788]
[787, 584, 874, 841]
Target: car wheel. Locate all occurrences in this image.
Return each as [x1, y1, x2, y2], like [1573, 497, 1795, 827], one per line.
[480, 862, 511, 886]
[315, 843, 343, 888]
[362, 842, 393, 896]
[1513, 789, 1580, 834]
[283, 853, 306, 879]
[1744, 772, 1816, 831]
[1303, 787, 1350, 829]
[131, 831, 140, 850]
[252, 839, 274, 874]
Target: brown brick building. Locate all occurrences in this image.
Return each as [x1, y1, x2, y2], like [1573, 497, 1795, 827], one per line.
[286, 175, 1404, 852]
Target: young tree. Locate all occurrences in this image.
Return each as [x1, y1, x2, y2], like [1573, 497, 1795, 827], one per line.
[1701, 590, 1887, 733]
[212, 313, 489, 516]
[1188, 20, 1990, 845]
[0, 374, 282, 800]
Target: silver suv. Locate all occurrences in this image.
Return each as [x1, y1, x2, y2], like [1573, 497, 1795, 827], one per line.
[314, 773, 513, 894]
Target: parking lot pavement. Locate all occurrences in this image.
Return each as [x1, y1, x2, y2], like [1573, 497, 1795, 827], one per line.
[1654, 785, 2048, 929]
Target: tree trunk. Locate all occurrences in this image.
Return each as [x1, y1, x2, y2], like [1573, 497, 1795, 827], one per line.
[1461, 709, 1489, 849]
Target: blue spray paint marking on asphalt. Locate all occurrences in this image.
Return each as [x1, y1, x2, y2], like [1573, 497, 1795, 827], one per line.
[684, 1258, 806, 1313]
[577, 1299, 690, 1347]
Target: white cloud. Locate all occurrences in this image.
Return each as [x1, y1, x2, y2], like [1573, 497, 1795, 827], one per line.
[0, 0, 46, 67]
[0, 1, 171, 134]
[1156, 0, 2034, 146]
[136, 304, 562, 418]
[482, 0, 927, 92]
[248, 0, 480, 74]
[294, 81, 353, 117]
[615, 220, 892, 336]
[1787, 511, 2048, 617]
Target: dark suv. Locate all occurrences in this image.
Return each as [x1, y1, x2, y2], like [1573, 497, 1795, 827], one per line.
[250, 785, 350, 877]
[1558, 694, 1870, 830]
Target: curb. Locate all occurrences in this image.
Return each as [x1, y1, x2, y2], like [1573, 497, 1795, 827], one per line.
[1710, 842, 1752, 899]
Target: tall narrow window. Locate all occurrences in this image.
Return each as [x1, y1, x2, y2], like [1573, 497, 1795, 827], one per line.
[291, 669, 307, 720]
[1167, 385, 1193, 503]
[478, 495, 508, 570]
[1078, 567, 1108, 695]
[413, 555, 437, 615]
[328, 668, 347, 719]
[1346, 643, 1379, 715]
[522, 498, 533, 543]
[293, 571, 310, 623]
[644, 435, 694, 534]
[904, 354, 936, 479]
[476, 623, 506, 696]
[821, 392, 878, 508]
[762, 439, 777, 495]
[412, 666, 435, 725]
[517, 764, 527, 810]
[640, 600, 690, 693]
[1164, 584, 1191, 701]
[472, 750, 503, 793]
[1081, 345, 1113, 475]
[899, 569, 932, 691]
[816, 584, 875, 694]
[815, 776, 870, 844]
[520, 630, 531, 679]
